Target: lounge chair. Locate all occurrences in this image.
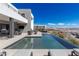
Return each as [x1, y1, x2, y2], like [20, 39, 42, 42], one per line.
[1, 29, 8, 35]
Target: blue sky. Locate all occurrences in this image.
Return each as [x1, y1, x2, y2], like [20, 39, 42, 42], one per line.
[13, 3, 79, 28]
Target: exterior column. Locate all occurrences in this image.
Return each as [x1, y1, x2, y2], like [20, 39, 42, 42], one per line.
[14, 22, 17, 30]
[9, 18, 14, 38]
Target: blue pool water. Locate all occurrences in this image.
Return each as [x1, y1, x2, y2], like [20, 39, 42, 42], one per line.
[5, 33, 78, 49]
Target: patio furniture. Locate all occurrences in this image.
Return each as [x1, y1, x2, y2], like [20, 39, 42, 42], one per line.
[1, 29, 8, 34]
[14, 29, 19, 35]
[27, 31, 32, 35]
[15, 29, 22, 35]
[34, 31, 37, 34]
[1, 29, 8, 36]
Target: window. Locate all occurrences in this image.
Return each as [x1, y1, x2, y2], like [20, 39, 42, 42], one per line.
[21, 13, 25, 18]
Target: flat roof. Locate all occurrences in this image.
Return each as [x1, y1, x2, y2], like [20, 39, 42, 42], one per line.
[0, 3, 28, 23]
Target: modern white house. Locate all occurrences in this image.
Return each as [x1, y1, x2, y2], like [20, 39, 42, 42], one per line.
[0, 3, 34, 38]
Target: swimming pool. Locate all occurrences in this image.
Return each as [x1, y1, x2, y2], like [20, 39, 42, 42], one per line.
[5, 33, 78, 49]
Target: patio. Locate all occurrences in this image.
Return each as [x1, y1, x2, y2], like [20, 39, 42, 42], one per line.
[0, 32, 42, 49]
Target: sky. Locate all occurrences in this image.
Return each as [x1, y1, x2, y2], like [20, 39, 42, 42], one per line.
[13, 3, 79, 28]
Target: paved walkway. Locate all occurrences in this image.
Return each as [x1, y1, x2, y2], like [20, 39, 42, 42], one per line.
[0, 32, 42, 49]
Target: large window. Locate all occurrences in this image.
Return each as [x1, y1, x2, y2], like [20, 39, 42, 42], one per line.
[21, 13, 25, 18]
[0, 24, 1, 32]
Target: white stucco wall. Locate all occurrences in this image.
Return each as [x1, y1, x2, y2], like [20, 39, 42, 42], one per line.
[0, 3, 28, 23]
[19, 9, 34, 32]
[31, 19, 34, 30]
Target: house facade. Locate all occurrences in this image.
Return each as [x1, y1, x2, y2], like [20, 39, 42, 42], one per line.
[19, 9, 34, 33]
[0, 3, 34, 38]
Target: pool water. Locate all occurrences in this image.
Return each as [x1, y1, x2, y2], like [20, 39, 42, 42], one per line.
[5, 34, 78, 49]
[33, 34, 66, 49]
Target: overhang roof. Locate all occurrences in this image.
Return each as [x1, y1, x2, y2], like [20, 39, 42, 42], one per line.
[0, 3, 28, 23]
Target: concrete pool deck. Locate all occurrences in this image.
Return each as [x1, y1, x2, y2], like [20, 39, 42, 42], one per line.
[0, 32, 42, 49]
[0, 32, 78, 56]
[0, 49, 74, 56]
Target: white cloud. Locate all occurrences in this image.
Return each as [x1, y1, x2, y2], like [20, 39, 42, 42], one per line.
[48, 23, 56, 25]
[71, 24, 77, 25]
[47, 23, 77, 28]
[66, 23, 77, 26]
[57, 23, 64, 25]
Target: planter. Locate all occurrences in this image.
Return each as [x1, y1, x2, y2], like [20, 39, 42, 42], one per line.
[27, 31, 32, 35]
